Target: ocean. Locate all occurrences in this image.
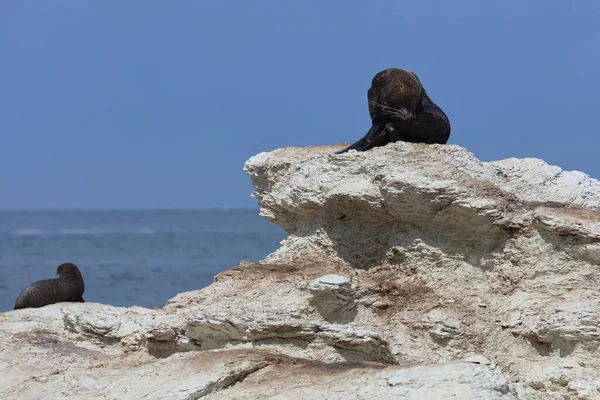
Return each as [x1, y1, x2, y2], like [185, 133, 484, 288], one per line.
[0, 210, 286, 312]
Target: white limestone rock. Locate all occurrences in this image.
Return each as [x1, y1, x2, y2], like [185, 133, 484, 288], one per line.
[2, 142, 600, 399]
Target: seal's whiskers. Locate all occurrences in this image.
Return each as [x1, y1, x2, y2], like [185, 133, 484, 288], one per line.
[366, 98, 409, 115]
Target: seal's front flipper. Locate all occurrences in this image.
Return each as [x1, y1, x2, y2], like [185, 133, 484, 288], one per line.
[385, 112, 450, 144]
[335, 138, 367, 154]
[73, 295, 85, 302]
[335, 123, 386, 154]
[351, 125, 393, 151]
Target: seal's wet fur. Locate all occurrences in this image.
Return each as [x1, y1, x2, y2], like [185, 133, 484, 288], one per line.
[338, 68, 450, 153]
[14, 263, 85, 310]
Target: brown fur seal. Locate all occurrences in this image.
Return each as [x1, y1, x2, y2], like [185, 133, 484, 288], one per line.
[337, 68, 450, 153]
[14, 263, 85, 310]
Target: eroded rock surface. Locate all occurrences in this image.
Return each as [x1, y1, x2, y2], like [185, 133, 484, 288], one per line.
[2, 142, 599, 399]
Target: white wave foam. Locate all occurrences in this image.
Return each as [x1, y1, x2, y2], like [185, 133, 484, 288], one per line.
[57, 229, 107, 235]
[12, 229, 45, 235]
[12, 228, 158, 235]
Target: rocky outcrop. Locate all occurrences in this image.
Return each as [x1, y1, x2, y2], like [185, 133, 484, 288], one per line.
[1, 142, 599, 399]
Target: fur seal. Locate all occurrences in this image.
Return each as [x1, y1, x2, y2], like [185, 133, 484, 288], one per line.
[14, 263, 85, 310]
[337, 68, 450, 153]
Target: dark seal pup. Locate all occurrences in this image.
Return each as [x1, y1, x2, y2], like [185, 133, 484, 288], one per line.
[337, 68, 450, 153]
[14, 263, 85, 310]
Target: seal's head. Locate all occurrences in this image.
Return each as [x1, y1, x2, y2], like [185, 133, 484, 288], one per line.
[367, 68, 422, 122]
[57, 263, 84, 283]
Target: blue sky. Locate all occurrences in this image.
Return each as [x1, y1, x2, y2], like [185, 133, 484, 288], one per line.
[1, 1, 599, 209]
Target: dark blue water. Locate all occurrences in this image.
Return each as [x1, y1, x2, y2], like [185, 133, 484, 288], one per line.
[0, 210, 286, 312]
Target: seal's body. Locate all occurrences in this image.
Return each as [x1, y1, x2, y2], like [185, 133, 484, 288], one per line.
[14, 263, 85, 310]
[338, 68, 450, 153]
